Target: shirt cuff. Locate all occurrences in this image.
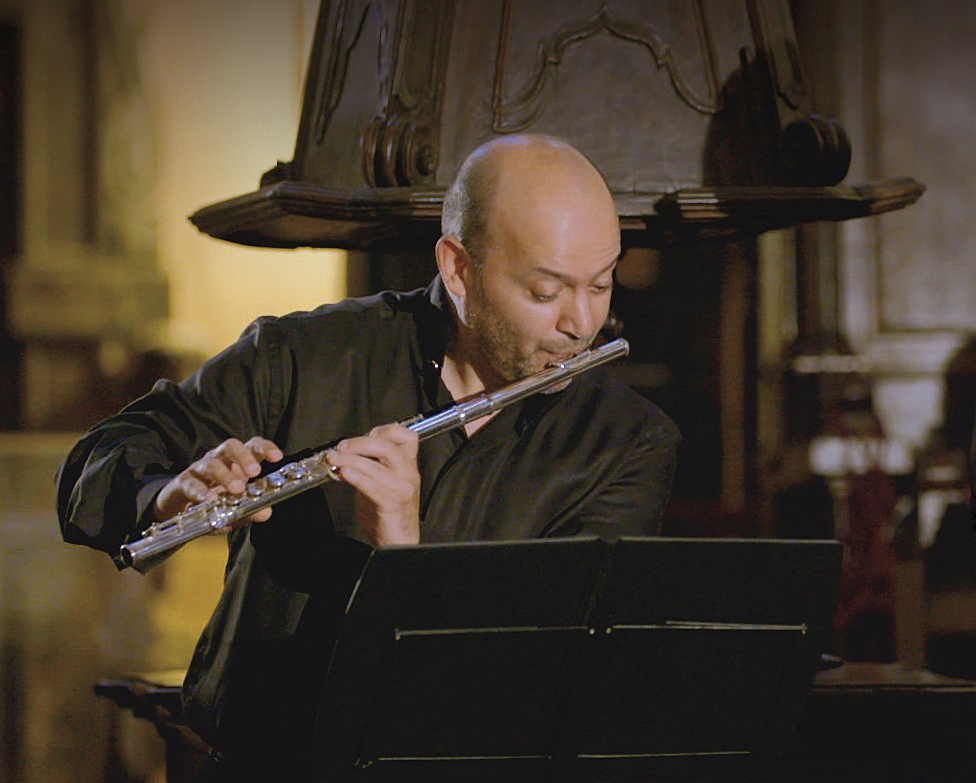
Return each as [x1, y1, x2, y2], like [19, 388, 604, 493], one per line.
[134, 475, 175, 538]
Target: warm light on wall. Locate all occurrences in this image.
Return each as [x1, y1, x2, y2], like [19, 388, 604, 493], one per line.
[138, 0, 343, 358]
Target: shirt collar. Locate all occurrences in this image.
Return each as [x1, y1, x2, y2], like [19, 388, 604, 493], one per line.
[411, 275, 455, 403]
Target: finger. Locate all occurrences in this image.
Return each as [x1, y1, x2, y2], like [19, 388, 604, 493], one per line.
[328, 448, 406, 486]
[154, 474, 216, 521]
[368, 423, 419, 448]
[333, 437, 399, 466]
[333, 432, 417, 469]
[337, 424, 418, 452]
[336, 460, 415, 505]
[244, 436, 283, 464]
[246, 507, 273, 523]
[180, 474, 218, 505]
[207, 438, 284, 497]
[189, 456, 245, 495]
[216, 438, 265, 479]
[211, 505, 273, 534]
[327, 451, 418, 504]
[328, 449, 399, 482]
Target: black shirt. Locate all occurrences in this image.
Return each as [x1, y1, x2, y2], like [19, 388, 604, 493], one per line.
[56, 277, 679, 774]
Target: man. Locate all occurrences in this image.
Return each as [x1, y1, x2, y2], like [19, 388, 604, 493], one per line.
[57, 135, 679, 781]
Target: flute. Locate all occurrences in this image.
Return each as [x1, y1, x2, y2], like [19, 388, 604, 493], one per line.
[114, 338, 629, 573]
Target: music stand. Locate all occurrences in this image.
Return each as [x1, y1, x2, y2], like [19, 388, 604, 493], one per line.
[313, 537, 841, 783]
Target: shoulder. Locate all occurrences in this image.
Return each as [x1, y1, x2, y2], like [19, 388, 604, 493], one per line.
[253, 288, 425, 334]
[236, 288, 429, 352]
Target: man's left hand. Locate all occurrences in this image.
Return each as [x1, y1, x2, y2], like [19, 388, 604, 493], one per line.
[326, 423, 421, 547]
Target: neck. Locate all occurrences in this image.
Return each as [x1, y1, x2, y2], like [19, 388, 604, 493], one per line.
[441, 324, 503, 402]
[441, 335, 508, 437]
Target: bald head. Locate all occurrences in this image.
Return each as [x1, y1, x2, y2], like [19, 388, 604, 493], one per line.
[441, 135, 618, 267]
[436, 136, 620, 388]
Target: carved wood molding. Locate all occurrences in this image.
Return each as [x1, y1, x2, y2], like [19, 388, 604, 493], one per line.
[311, 0, 373, 148]
[746, 0, 806, 114]
[492, 0, 721, 133]
[295, 0, 454, 189]
[195, 0, 918, 251]
[189, 180, 443, 250]
[190, 177, 924, 251]
[360, 0, 454, 187]
[653, 177, 924, 241]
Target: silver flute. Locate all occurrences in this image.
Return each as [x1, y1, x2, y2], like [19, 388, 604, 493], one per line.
[115, 338, 629, 572]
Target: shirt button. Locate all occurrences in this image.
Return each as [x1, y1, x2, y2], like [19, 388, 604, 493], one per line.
[430, 359, 441, 371]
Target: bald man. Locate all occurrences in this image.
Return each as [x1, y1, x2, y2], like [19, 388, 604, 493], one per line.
[57, 135, 679, 782]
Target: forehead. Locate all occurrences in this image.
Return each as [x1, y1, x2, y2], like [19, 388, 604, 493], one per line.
[486, 193, 620, 280]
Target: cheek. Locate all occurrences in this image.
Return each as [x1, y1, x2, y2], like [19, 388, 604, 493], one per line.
[479, 277, 561, 343]
[592, 298, 611, 328]
[508, 304, 556, 341]
[483, 284, 546, 336]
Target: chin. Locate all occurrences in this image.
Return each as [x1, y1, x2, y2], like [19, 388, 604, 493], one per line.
[539, 378, 573, 394]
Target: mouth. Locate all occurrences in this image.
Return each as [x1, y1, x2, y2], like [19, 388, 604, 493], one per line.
[543, 343, 589, 362]
[543, 349, 584, 366]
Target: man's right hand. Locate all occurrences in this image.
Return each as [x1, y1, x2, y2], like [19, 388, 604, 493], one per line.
[153, 437, 283, 524]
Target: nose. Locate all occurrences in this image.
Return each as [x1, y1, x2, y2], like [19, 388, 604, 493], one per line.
[556, 290, 597, 342]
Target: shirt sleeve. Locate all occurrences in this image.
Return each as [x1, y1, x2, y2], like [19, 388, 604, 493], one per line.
[570, 413, 681, 539]
[56, 317, 284, 556]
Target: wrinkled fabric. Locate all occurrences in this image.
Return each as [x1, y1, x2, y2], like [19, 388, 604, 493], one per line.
[56, 277, 679, 774]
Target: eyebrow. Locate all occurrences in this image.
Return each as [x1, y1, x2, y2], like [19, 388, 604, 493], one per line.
[526, 257, 619, 285]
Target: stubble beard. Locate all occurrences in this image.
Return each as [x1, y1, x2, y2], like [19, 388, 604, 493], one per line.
[464, 271, 536, 382]
[464, 270, 586, 384]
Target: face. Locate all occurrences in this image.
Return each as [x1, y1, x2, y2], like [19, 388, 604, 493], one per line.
[460, 187, 620, 382]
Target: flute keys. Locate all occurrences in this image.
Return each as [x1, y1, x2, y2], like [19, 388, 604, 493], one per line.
[267, 472, 287, 489]
[284, 464, 307, 480]
[246, 483, 265, 498]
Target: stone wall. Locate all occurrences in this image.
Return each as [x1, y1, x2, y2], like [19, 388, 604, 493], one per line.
[0, 433, 228, 782]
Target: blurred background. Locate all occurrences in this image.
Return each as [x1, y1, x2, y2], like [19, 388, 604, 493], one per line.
[1, 0, 975, 780]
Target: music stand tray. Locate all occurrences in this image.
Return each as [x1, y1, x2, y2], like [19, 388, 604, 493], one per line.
[313, 537, 841, 783]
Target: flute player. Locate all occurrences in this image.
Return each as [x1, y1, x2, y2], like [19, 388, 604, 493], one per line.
[56, 135, 680, 782]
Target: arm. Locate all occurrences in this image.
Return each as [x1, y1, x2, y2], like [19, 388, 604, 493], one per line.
[56, 318, 283, 555]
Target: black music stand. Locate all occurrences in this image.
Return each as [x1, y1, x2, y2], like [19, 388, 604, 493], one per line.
[313, 537, 842, 783]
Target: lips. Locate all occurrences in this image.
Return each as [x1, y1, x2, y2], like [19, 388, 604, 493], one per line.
[542, 344, 587, 363]
[541, 349, 583, 366]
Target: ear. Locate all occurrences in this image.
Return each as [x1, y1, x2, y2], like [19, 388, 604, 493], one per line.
[435, 235, 474, 299]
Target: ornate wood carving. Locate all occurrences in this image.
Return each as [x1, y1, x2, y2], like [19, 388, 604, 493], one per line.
[189, 180, 443, 251]
[190, 177, 924, 251]
[491, 0, 722, 133]
[359, 0, 454, 187]
[191, 0, 919, 250]
[745, 0, 851, 186]
[746, 0, 805, 113]
[311, 0, 373, 148]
